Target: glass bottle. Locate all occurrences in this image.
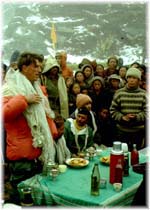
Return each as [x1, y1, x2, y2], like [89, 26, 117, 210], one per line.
[131, 144, 139, 166]
[109, 141, 124, 184]
[91, 163, 100, 196]
[122, 143, 129, 176]
[115, 159, 123, 183]
[20, 187, 33, 207]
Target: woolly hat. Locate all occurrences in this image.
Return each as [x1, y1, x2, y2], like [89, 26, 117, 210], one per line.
[126, 67, 141, 80]
[78, 107, 90, 117]
[76, 93, 92, 108]
[81, 64, 93, 72]
[90, 76, 105, 87]
[42, 56, 60, 74]
[108, 74, 121, 82]
[10, 50, 20, 64]
[78, 58, 91, 69]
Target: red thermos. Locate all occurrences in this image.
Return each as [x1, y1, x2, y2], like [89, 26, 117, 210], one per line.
[109, 141, 124, 184]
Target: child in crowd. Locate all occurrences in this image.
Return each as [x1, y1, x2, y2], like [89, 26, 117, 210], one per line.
[74, 70, 87, 88]
[53, 115, 71, 164]
[65, 77, 74, 93]
[97, 106, 116, 147]
[68, 82, 81, 115]
[89, 76, 106, 115]
[118, 66, 128, 87]
[94, 64, 105, 78]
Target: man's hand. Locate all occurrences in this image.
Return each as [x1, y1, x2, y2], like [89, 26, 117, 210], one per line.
[25, 94, 42, 104]
[122, 114, 136, 122]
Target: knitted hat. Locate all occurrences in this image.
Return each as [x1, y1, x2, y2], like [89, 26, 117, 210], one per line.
[90, 76, 105, 87]
[78, 107, 90, 117]
[78, 58, 91, 69]
[10, 50, 20, 64]
[76, 93, 92, 108]
[42, 56, 60, 74]
[81, 64, 93, 72]
[108, 74, 121, 82]
[126, 67, 141, 80]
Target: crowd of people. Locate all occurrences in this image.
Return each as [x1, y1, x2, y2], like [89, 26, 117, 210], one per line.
[2, 50, 147, 205]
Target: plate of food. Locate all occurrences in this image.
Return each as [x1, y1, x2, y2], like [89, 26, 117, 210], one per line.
[100, 156, 110, 165]
[66, 158, 89, 168]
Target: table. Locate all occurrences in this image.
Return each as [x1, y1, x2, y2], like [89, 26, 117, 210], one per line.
[18, 148, 148, 207]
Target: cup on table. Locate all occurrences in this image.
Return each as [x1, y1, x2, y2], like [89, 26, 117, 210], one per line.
[100, 178, 107, 189]
[96, 148, 102, 156]
[58, 164, 67, 173]
[113, 183, 122, 192]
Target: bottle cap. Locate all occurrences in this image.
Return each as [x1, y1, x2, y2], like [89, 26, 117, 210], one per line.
[113, 141, 122, 151]
[111, 141, 123, 155]
[121, 143, 128, 153]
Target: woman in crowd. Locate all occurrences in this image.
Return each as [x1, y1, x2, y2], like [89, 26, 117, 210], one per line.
[42, 56, 69, 119]
[81, 64, 94, 87]
[89, 76, 106, 115]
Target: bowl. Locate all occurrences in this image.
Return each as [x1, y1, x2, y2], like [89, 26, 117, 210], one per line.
[58, 165, 67, 173]
[113, 183, 122, 192]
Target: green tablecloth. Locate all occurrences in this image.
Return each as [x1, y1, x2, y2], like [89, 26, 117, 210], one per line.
[18, 148, 147, 207]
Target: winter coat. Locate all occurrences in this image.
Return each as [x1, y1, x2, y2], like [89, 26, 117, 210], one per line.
[3, 95, 53, 161]
[64, 118, 94, 154]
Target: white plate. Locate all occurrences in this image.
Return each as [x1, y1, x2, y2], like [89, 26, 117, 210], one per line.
[66, 158, 89, 168]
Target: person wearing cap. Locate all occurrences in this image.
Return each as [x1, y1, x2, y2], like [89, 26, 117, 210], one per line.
[70, 93, 102, 146]
[42, 56, 69, 119]
[103, 74, 122, 109]
[110, 67, 146, 151]
[55, 51, 73, 79]
[64, 107, 94, 156]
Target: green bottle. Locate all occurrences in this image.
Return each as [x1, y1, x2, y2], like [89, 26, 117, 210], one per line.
[91, 163, 100, 196]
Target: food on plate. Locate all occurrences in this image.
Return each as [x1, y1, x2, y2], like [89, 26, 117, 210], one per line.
[69, 158, 87, 166]
[100, 156, 110, 164]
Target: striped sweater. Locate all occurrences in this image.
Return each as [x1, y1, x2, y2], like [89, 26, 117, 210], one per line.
[110, 85, 146, 128]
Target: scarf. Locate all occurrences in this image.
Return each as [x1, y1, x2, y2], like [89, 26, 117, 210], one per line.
[2, 70, 55, 165]
[54, 135, 71, 164]
[58, 75, 69, 119]
[67, 118, 89, 153]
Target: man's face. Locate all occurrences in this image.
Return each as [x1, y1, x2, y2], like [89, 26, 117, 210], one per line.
[22, 59, 42, 82]
[76, 113, 88, 127]
[127, 76, 140, 88]
[56, 53, 66, 66]
[108, 59, 117, 68]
